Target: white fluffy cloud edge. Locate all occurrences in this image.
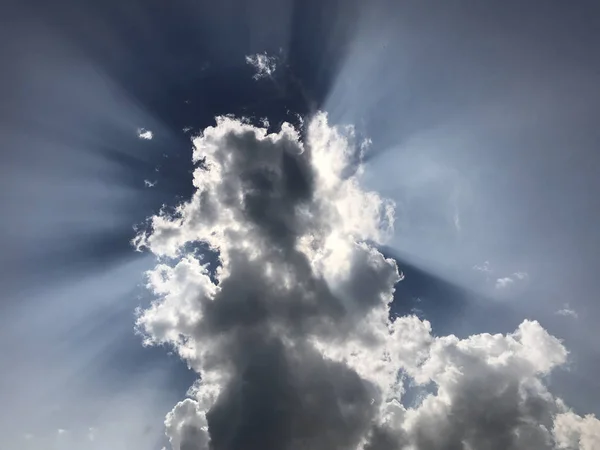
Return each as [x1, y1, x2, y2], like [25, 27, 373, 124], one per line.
[133, 112, 599, 450]
[245, 52, 278, 79]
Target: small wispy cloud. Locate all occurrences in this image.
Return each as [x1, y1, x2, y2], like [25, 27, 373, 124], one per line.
[473, 260, 492, 275]
[473, 261, 491, 273]
[555, 303, 578, 319]
[453, 209, 461, 231]
[495, 271, 529, 290]
[137, 128, 154, 140]
[144, 179, 157, 188]
[245, 52, 278, 80]
[473, 262, 529, 292]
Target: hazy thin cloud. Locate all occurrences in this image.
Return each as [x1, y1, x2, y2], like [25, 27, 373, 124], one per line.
[556, 304, 579, 319]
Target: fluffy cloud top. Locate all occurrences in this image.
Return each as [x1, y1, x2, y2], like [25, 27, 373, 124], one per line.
[134, 113, 598, 450]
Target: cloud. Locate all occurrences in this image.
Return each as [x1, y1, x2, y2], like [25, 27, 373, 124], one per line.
[554, 412, 600, 449]
[453, 208, 460, 231]
[137, 128, 154, 140]
[496, 271, 529, 290]
[135, 113, 596, 449]
[495, 277, 515, 289]
[245, 52, 278, 80]
[473, 260, 492, 275]
[556, 304, 579, 319]
[390, 319, 569, 449]
[144, 180, 157, 188]
[472, 262, 531, 295]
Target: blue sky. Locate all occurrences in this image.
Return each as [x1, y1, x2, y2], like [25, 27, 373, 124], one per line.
[2, 0, 600, 448]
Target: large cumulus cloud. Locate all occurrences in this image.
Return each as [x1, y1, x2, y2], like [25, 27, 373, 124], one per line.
[134, 113, 599, 450]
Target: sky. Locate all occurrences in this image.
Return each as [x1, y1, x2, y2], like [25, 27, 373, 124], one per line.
[2, 0, 600, 449]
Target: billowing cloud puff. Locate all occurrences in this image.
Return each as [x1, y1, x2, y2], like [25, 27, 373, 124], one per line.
[554, 412, 600, 449]
[137, 128, 154, 140]
[134, 113, 597, 449]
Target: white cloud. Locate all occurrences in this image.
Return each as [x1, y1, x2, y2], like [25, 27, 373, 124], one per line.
[514, 271, 529, 280]
[135, 113, 596, 450]
[496, 276, 515, 289]
[137, 128, 154, 140]
[473, 260, 492, 274]
[556, 304, 578, 319]
[453, 208, 461, 231]
[144, 179, 157, 188]
[554, 411, 600, 449]
[245, 52, 278, 80]
[496, 271, 529, 290]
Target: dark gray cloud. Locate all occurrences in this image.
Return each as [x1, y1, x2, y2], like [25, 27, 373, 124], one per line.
[206, 337, 378, 450]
